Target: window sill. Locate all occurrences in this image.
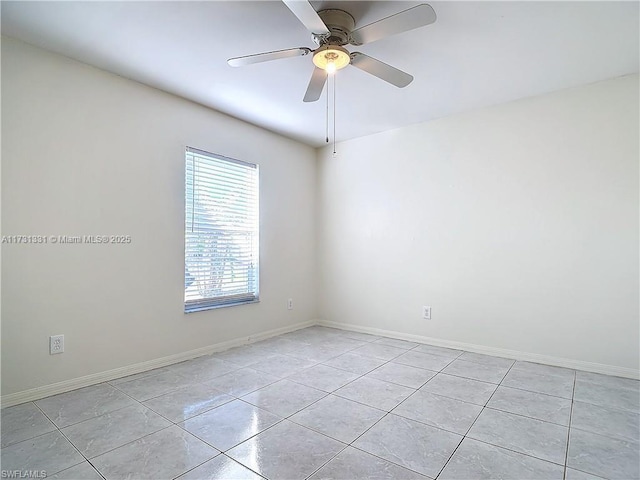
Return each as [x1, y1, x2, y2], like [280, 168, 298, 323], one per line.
[184, 298, 260, 314]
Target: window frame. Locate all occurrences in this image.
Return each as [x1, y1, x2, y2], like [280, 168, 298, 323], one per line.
[184, 146, 260, 313]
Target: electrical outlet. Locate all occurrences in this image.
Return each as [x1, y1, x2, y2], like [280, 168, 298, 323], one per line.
[50, 335, 64, 355]
[422, 306, 431, 320]
[287, 298, 293, 310]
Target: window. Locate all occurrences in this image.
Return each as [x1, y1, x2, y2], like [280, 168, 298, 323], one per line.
[184, 147, 259, 312]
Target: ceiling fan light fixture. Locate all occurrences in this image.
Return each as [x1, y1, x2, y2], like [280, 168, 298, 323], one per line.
[313, 45, 350, 74]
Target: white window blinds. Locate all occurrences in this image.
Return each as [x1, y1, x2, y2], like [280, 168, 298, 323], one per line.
[184, 147, 259, 312]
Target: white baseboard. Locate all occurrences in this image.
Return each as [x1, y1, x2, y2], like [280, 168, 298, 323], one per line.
[4, 318, 637, 407]
[318, 320, 640, 380]
[1, 320, 315, 408]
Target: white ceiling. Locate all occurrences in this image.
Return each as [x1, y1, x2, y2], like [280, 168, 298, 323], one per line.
[2, 1, 638, 147]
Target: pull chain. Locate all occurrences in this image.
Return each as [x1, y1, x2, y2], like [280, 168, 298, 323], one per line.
[324, 72, 338, 155]
[325, 72, 330, 143]
[332, 73, 337, 156]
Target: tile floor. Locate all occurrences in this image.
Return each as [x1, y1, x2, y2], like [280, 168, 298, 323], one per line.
[2, 326, 639, 480]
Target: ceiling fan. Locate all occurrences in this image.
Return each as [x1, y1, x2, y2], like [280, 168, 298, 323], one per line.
[228, 1, 437, 102]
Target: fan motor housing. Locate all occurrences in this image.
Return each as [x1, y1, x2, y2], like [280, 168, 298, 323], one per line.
[315, 9, 355, 46]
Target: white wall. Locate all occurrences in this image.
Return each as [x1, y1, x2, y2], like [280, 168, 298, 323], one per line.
[318, 75, 639, 372]
[1, 37, 317, 397]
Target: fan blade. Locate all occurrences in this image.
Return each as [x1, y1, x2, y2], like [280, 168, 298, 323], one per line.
[350, 4, 436, 46]
[350, 52, 413, 88]
[303, 67, 327, 102]
[282, 0, 330, 35]
[228, 47, 311, 67]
